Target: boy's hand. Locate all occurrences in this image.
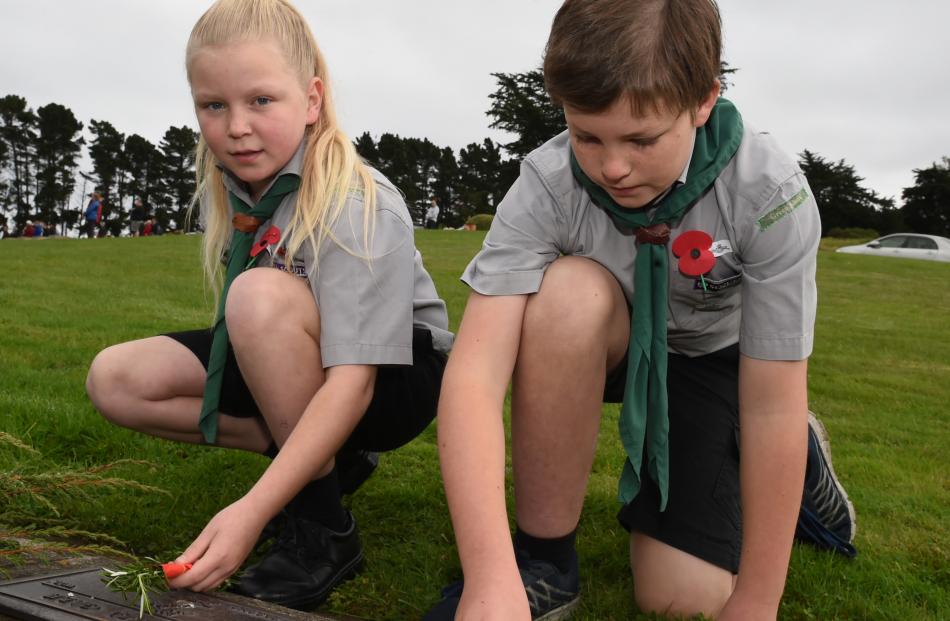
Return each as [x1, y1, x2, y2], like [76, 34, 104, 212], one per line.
[166, 497, 267, 592]
[455, 581, 532, 621]
[718, 591, 777, 621]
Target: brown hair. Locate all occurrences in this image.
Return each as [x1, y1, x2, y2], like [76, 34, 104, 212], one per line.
[543, 0, 721, 115]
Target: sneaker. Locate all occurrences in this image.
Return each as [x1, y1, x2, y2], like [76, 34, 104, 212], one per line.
[422, 550, 579, 621]
[232, 511, 364, 609]
[795, 412, 857, 557]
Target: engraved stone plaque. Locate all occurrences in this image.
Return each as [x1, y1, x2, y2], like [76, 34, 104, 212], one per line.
[0, 568, 354, 621]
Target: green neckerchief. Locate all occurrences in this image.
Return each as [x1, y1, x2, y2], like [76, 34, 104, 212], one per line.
[569, 98, 743, 510]
[198, 174, 300, 443]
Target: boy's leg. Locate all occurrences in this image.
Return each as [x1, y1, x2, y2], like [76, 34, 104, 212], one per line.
[512, 255, 629, 538]
[512, 257, 629, 617]
[424, 256, 629, 621]
[622, 345, 742, 618]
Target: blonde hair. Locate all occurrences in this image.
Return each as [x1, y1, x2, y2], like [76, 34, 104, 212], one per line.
[186, 0, 376, 299]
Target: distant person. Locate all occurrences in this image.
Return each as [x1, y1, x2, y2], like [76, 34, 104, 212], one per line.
[32, 220, 46, 238]
[83, 192, 103, 238]
[22, 221, 35, 238]
[141, 218, 154, 236]
[425, 197, 440, 229]
[130, 198, 146, 236]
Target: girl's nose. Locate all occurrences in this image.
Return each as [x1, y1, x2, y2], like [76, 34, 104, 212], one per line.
[227, 111, 251, 138]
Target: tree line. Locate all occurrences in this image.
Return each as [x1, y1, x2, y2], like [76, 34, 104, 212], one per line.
[2, 68, 948, 237]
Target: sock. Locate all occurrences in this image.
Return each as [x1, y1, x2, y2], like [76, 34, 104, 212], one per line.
[291, 467, 348, 532]
[514, 526, 578, 573]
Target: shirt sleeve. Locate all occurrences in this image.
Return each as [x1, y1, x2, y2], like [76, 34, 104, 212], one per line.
[314, 200, 415, 367]
[461, 161, 568, 295]
[736, 172, 821, 360]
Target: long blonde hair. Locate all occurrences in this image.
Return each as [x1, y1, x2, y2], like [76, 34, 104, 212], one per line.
[186, 0, 376, 298]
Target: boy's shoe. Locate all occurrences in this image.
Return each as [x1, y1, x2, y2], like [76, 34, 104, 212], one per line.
[795, 412, 857, 558]
[232, 511, 364, 609]
[421, 550, 580, 620]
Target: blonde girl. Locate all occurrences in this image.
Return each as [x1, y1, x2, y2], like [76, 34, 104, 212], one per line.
[86, 0, 453, 609]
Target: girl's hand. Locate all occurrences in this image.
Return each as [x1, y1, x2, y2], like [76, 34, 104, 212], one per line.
[166, 498, 268, 592]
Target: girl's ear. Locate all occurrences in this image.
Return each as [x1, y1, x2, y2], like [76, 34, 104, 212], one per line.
[306, 77, 324, 125]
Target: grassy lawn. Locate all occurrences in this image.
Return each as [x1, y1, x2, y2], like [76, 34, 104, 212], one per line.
[1, 232, 948, 620]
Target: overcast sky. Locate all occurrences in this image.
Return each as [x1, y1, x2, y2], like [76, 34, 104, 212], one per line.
[3, 0, 948, 207]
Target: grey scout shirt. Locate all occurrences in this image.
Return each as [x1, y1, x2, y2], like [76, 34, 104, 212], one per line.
[218, 145, 454, 367]
[462, 126, 820, 361]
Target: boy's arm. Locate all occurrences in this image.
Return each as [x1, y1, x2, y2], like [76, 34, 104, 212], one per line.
[438, 291, 533, 620]
[722, 355, 808, 619]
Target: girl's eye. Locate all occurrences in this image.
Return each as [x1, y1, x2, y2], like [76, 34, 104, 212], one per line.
[575, 134, 599, 145]
[631, 137, 659, 148]
[255, 97, 272, 106]
[204, 102, 224, 111]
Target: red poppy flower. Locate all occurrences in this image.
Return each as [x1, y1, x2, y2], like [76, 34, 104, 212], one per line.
[250, 225, 281, 258]
[672, 230, 715, 277]
[161, 562, 193, 580]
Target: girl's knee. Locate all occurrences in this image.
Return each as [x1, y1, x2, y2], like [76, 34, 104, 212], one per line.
[225, 268, 318, 337]
[86, 346, 133, 427]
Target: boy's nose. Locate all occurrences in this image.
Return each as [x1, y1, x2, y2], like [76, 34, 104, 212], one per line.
[601, 151, 632, 183]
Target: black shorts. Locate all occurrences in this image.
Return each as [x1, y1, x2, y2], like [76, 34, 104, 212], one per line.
[164, 327, 447, 453]
[608, 344, 742, 574]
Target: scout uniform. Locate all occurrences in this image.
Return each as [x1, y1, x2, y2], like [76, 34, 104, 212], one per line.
[171, 142, 453, 452]
[461, 124, 820, 572]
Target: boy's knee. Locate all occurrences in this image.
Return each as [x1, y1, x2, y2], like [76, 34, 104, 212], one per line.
[630, 535, 733, 619]
[528, 256, 624, 332]
[634, 583, 729, 620]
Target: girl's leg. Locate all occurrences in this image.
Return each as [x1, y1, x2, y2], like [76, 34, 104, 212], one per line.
[224, 267, 328, 465]
[86, 336, 271, 452]
[223, 267, 360, 609]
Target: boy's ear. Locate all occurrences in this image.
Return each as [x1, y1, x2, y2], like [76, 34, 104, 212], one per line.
[692, 80, 721, 128]
[306, 77, 324, 125]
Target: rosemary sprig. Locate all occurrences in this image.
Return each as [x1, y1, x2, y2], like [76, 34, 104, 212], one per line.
[101, 556, 168, 618]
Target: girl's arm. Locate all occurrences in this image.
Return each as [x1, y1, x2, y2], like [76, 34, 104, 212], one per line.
[438, 292, 533, 621]
[720, 355, 808, 620]
[169, 363, 377, 592]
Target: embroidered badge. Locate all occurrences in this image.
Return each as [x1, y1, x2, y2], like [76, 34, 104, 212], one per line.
[757, 188, 809, 231]
[710, 240, 733, 257]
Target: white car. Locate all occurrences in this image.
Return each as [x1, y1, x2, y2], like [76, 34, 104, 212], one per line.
[836, 233, 950, 263]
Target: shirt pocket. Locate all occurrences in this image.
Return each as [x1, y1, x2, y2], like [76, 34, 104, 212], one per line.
[668, 260, 742, 330]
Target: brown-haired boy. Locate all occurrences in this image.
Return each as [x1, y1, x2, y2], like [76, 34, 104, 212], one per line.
[424, 0, 855, 619]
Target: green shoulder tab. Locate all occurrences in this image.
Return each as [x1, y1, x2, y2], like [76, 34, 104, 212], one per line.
[757, 187, 809, 231]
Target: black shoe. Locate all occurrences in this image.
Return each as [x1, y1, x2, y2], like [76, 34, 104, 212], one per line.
[232, 511, 364, 609]
[795, 412, 857, 557]
[336, 449, 379, 496]
[422, 550, 580, 620]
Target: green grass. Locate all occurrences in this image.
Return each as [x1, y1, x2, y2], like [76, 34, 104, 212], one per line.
[1, 233, 948, 620]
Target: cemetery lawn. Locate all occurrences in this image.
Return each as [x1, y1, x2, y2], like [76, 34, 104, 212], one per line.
[1, 232, 948, 620]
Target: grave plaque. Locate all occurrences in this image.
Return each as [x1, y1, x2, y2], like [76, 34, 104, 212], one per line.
[0, 568, 354, 621]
